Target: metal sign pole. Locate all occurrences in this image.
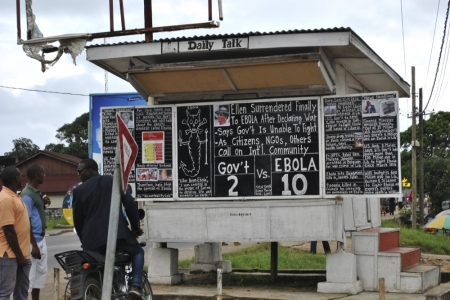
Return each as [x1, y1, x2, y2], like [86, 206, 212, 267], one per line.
[102, 141, 122, 299]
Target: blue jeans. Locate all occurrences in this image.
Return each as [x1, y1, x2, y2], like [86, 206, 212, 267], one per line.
[116, 240, 144, 288]
[0, 253, 32, 300]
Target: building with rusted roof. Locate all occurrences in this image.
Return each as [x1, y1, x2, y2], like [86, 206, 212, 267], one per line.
[1, 150, 82, 208]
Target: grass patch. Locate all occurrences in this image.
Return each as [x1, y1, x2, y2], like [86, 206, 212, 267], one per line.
[179, 242, 325, 269]
[46, 218, 70, 230]
[382, 219, 450, 255]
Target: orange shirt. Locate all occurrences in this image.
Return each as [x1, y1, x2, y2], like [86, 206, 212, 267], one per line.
[0, 186, 30, 259]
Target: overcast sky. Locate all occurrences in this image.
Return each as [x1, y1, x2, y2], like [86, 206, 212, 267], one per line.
[1, 0, 449, 155]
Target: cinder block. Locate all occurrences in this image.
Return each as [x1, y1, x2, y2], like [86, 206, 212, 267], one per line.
[194, 242, 222, 263]
[147, 248, 178, 276]
[190, 260, 232, 273]
[425, 281, 450, 300]
[148, 273, 184, 285]
[317, 281, 363, 294]
[326, 249, 357, 283]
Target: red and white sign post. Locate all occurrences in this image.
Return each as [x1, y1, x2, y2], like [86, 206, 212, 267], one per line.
[102, 114, 138, 300]
[116, 114, 138, 190]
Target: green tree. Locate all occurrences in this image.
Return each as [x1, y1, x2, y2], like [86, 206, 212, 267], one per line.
[400, 111, 450, 157]
[45, 112, 89, 158]
[400, 111, 450, 212]
[423, 156, 450, 213]
[4, 137, 40, 160]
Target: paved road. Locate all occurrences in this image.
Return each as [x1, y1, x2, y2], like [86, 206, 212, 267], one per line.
[46, 232, 81, 270]
[46, 232, 199, 270]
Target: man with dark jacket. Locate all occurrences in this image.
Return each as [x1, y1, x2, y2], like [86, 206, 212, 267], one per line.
[72, 159, 143, 298]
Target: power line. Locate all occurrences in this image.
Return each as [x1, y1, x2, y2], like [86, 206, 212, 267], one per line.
[424, 0, 450, 113]
[400, 0, 407, 79]
[424, 0, 441, 92]
[0, 85, 88, 96]
[0, 85, 141, 100]
[431, 19, 450, 111]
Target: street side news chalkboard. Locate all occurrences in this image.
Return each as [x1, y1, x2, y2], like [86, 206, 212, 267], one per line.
[323, 92, 400, 195]
[101, 106, 174, 199]
[176, 98, 320, 198]
[100, 92, 401, 200]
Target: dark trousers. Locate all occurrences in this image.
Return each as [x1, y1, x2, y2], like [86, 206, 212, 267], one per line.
[94, 239, 144, 288]
[389, 202, 396, 215]
[310, 241, 331, 254]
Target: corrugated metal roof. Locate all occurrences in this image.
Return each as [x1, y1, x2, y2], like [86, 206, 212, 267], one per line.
[38, 174, 80, 193]
[14, 150, 82, 167]
[0, 174, 80, 193]
[86, 27, 355, 48]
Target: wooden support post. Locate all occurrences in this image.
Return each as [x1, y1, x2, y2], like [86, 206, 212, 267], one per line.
[53, 268, 60, 300]
[419, 88, 424, 225]
[270, 242, 278, 282]
[16, 0, 21, 40]
[119, 0, 126, 30]
[217, 268, 223, 300]
[109, 0, 114, 32]
[411, 66, 417, 229]
[144, 0, 153, 42]
[379, 278, 385, 300]
[208, 0, 212, 20]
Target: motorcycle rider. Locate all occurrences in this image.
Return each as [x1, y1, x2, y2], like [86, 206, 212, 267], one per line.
[72, 159, 144, 298]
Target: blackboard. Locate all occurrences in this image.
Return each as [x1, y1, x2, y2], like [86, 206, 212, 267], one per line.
[323, 92, 400, 195]
[101, 106, 174, 199]
[176, 98, 320, 198]
[100, 93, 401, 200]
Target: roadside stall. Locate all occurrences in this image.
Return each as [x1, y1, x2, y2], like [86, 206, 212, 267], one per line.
[86, 28, 440, 293]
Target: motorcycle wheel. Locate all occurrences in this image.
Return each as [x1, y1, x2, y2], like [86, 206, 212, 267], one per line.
[141, 276, 153, 300]
[82, 278, 102, 300]
[64, 281, 71, 300]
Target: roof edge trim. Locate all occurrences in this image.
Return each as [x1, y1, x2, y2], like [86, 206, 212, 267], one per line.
[349, 33, 410, 97]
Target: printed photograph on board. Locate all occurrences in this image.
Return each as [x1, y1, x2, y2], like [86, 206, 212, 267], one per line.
[213, 104, 230, 126]
[148, 168, 158, 181]
[354, 132, 363, 148]
[136, 168, 159, 181]
[119, 111, 134, 128]
[137, 168, 150, 181]
[159, 169, 172, 181]
[324, 105, 337, 116]
[142, 131, 165, 164]
[379, 99, 398, 117]
[362, 99, 380, 117]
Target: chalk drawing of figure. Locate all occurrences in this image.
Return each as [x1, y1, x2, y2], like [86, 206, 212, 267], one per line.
[178, 109, 208, 177]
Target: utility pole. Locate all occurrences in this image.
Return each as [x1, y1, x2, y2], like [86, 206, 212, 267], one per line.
[419, 88, 424, 225]
[104, 38, 108, 93]
[411, 66, 417, 229]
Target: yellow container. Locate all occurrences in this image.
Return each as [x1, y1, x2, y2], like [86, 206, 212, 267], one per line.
[63, 208, 74, 226]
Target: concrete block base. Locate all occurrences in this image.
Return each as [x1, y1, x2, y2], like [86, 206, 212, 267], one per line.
[190, 260, 232, 273]
[147, 273, 185, 285]
[317, 281, 363, 294]
[194, 243, 222, 262]
[148, 248, 178, 276]
[326, 249, 357, 282]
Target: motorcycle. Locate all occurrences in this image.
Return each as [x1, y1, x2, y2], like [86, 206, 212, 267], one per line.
[55, 210, 153, 300]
